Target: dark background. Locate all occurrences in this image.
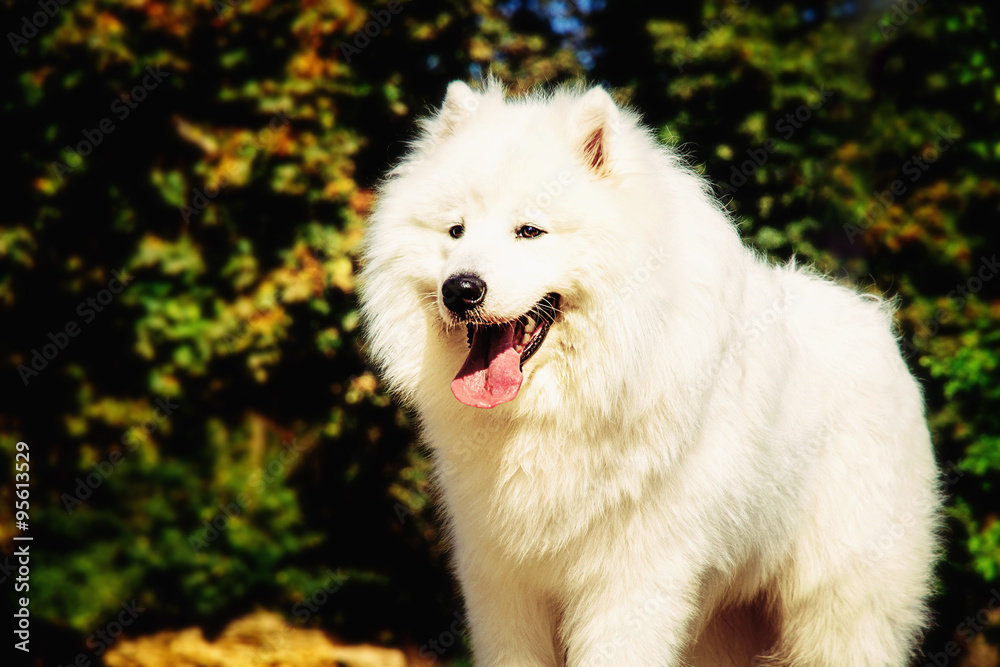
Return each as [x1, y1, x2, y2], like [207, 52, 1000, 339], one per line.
[2, 0, 998, 664]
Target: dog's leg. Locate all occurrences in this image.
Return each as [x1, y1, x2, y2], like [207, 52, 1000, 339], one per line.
[457, 555, 562, 666]
[561, 573, 696, 667]
[761, 434, 939, 666]
[760, 568, 931, 667]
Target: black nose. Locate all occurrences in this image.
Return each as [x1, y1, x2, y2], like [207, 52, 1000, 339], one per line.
[442, 273, 487, 314]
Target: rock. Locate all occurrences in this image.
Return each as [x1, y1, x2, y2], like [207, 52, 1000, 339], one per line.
[104, 610, 408, 667]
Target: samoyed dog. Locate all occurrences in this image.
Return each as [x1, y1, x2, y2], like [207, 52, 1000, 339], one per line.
[358, 80, 941, 666]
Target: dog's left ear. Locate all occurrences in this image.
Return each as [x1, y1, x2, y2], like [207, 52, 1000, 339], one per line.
[436, 80, 481, 137]
[570, 87, 620, 177]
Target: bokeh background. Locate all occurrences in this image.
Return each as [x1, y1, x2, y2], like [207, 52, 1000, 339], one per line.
[3, 0, 999, 665]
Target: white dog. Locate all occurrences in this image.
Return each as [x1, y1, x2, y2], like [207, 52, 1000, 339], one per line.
[358, 79, 941, 666]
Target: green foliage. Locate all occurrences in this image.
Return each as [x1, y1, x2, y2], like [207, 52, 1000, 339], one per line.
[1, 0, 997, 663]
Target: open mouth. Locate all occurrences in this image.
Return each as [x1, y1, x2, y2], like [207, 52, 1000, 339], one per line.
[450, 293, 560, 409]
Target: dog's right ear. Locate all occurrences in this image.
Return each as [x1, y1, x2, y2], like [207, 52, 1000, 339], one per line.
[570, 87, 620, 177]
[436, 80, 480, 137]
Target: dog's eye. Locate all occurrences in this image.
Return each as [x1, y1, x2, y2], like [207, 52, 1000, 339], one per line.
[449, 224, 464, 239]
[516, 225, 545, 239]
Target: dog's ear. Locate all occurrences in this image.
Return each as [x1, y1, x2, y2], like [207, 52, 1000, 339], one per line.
[392, 81, 482, 177]
[570, 87, 620, 177]
[436, 80, 480, 137]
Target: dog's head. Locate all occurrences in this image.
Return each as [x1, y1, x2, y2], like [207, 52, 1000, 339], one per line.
[359, 80, 700, 414]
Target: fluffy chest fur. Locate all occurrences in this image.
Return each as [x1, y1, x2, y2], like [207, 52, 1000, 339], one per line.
[427, 417, 679, 561]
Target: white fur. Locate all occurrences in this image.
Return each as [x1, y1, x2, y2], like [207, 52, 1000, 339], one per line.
[358, 79, 942, 666]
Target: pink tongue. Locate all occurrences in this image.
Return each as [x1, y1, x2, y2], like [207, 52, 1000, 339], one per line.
[451, 326, 523, 408]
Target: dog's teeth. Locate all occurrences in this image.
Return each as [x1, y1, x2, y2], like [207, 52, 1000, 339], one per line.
[521, 333, 531, 346]
[524, 316, 537, 334]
